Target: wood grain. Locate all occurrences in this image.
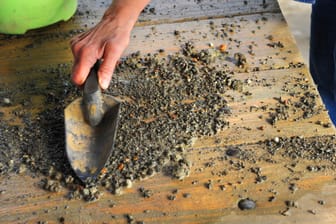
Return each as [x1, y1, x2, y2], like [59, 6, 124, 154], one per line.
[0, 0, 336, 223]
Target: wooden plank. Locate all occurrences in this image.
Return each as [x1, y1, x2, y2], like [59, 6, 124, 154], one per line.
[0, 0, 280, 40]
[0, 13, 306, 80]
[118, 0, 280, 22]
[194, 67, 335, 147]
[1, 0, 336, 223]
[1, 141, 336, 223]
[1, 13, 333, 140]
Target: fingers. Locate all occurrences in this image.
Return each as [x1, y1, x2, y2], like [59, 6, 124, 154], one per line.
[70, 21, 131, 89]
[98, 43, 121, 89]
[71, 45, 98, 86]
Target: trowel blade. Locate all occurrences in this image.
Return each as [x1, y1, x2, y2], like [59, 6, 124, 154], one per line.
[64, 95, 120, 182]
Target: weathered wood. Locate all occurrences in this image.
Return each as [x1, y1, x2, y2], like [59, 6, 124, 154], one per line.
[0, 13, 300, 75]
[0, 0, 280, 39]
[0, 0, 336, 223]
[1, 144, 336, 223]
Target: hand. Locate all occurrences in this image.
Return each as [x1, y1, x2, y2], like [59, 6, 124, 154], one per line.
[70, 17, 131, 89]
[70, 0, 150, 89]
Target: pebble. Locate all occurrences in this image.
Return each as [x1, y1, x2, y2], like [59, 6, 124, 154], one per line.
[238, 198, 256, 210]
[59, 217, 65, 223]
[274, 136, 280, 143]
[167, 195, 176, 201]
[318, 200, 325, 205]
[281, 208, 291, 216]
[289, 183, 298, 193]
[125, 179, 133, 188]
[307, 209, 316, 215]
[268, 196, 276, 202]
[18, 164, 26, 174]
[286, 200, 298, 208]
[183, 193, 191, 198]
[226, 147, 240, 157]
[2, 98, 11, 105]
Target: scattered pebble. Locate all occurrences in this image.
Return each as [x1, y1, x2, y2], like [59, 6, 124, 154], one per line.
[183, 193, 191, 198]
[2, 97, 11, 105]
[59, 217, 65, 223]
[318, 200, 325, 205]
[281, 208, 291, 216]
[238, 198, 256, 210]
[167, 194, 176, 201]
[307, 209, 317, 215]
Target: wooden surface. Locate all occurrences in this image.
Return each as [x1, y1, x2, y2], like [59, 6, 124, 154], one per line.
[1, 0, 336, 223]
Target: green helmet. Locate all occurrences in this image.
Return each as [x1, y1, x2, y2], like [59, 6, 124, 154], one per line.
[0, 0, 77, 34]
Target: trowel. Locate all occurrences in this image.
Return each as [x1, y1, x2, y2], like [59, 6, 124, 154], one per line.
[64, 60, 121, 182]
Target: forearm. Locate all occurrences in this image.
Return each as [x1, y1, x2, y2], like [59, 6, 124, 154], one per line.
[103, 0, 151, 32]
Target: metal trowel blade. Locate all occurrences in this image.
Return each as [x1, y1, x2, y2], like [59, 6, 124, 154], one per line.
[64, 95, 120, 182]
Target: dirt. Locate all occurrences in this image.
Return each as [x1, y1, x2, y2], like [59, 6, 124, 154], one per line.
[0, 41, 244, 201]
[1, 6, 335, 223]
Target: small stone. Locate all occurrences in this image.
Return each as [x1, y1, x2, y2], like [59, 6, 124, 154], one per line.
[59, 217, 65, 223]
[205, 181, 213, 190]
[114, 187, 123, 195]
[219, 44, 227, 53]
[289, 183, 298, 193]
[268, 196, 276, 202]
[2, 98, 11, 105]
[307, 209, 316, 215]
[172, 189, 179, 194]
[82, 188, 90, 196]
[286, 200, 298, 208]
[53, 172, 63, 181]
[238, 198, 256, 210]
[183, 193, 191, 198]
[281, 208, 291, 216]
[125, 214, 134, 223]
[219, 185, 226, 191]
[64, 175, 74, 184]
[125, 179, 133, 188]
[226, 147, 240, 157]
[167, 194, 176, 201]
[318, 200, 325, 205]
[274, 137, 280, 143]
[18, 164, 26, 174]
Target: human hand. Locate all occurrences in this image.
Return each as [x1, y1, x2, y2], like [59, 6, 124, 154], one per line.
[70, 17, 131, 89]
[70, 0, 150, 89]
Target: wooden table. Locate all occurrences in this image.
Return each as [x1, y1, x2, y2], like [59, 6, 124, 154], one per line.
[1, 0, 336, 223]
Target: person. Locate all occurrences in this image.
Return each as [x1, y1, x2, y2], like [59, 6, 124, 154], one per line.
[308, 0, 336, 123]
[295, 0, 336, 123]
[70, 0, 150, 89]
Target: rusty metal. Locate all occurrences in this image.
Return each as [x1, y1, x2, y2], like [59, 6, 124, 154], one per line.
[64, 62, 121, 182]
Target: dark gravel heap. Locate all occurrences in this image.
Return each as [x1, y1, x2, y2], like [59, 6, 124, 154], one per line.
[264, 135, 336, 163]
[0, 42, 243, 201]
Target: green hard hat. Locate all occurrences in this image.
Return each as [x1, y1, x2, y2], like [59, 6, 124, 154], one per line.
[0, 0, 77, 34]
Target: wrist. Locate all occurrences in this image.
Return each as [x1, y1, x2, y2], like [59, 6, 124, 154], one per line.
[102, 2, 143, 32]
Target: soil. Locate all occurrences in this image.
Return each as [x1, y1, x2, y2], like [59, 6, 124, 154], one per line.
[0, 10, 335, 220]
[1, 45, 335, 204]
[0, 41, 243, 201]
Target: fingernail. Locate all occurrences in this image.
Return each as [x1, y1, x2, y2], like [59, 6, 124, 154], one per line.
[100, 77, 110, 89]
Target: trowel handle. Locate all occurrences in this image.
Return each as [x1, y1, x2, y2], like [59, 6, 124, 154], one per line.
[83, 60, 104, 126]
